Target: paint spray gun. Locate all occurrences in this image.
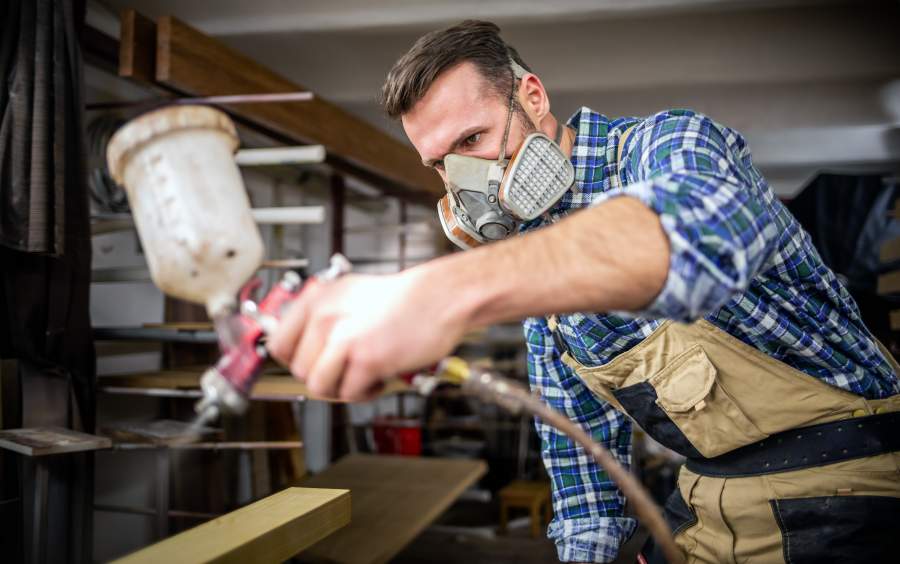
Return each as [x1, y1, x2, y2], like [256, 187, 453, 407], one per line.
[193, 254, 351, 426]
[105, 104, 352, 424]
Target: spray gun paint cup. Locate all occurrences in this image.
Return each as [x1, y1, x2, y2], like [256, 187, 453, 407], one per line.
[107, 105, 264, 318]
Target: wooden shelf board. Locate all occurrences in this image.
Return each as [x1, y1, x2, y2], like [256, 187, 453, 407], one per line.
[0, 427, 111, 456]
[98, 370, 410, 402]
[880, 236, 900, 264]
[877, 270, 900, 295]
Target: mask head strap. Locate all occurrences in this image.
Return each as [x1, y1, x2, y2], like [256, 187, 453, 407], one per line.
[554, 122, 564, 144]
[496, 57, 529, 167]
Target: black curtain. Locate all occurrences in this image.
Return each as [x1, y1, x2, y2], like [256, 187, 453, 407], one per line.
[0, 0, 95, 426]
[0, 1, 94, 562]
[787, 172, 900, 348]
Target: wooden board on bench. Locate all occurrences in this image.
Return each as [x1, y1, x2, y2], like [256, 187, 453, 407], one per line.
[298, 454, 487, 564]
[113, 487, 350, 564]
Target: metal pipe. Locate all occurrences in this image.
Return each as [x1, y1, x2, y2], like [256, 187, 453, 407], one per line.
[235, 146, 326, 167]
[98, 386, 306, 403]
[250, 207, 325, 225]
[93, 327, 218, 344]
[94, 504, 219, 520]
[85, 91, 314, 111]
[111, 441, 303, 450]
[92, 205, 325, 236]
[343, 222, 435, 236]
[91, 266, 151, 283]
[99, 387, 203, 399]
[260, 258, 309, 269]
[345, 256, 438, 265]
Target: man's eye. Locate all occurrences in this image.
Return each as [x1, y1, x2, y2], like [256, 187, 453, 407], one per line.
[463, 133, 481, 146]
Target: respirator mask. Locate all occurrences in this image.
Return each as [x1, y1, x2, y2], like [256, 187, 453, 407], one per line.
[437, 60, 576, 250]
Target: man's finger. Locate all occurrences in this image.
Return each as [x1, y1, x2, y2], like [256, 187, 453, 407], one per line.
[339, 354, 385, 402]
[266, 282, 321, 365]
[291, 311, 337, 381]
[305, 330, 350, 399]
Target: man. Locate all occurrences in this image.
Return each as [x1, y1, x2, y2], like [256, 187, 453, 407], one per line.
[269, 20, 900, 563]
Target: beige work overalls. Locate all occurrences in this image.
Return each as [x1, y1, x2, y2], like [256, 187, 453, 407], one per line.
[549, 315, 900, 563]
[548, 126, 900, 564]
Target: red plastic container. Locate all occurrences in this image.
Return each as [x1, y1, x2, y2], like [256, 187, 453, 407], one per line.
[372, 416, 422, 456]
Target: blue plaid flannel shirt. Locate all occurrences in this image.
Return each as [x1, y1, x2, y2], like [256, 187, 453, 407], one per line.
[523, 107, 899, 563]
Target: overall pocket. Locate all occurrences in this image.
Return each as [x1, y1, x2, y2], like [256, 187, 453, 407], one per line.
[648, 344, 767, 458]
[770, 495, 900, 564]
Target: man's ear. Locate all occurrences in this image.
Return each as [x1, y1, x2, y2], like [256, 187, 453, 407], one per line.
[518, 73, 550, 122]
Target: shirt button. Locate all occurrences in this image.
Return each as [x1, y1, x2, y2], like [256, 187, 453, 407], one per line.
[851, 409, 867, 417]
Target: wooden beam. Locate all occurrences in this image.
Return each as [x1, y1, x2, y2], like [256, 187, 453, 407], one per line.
[118, 9, 157, 81]
[112, 487, 350, 564]
[877, 271, 900, 295]
[154, 16, 442, 200]
[880, 236, 900, 264]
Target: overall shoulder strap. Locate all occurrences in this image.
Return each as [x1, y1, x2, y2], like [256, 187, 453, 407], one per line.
[616, 124, 637, 169]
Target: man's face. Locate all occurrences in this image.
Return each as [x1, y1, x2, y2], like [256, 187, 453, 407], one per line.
[401, 62, 531, 184]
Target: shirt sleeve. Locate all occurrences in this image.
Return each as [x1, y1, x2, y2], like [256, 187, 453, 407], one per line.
[524, 317, 637, 562]
[596, 111, 781, 322]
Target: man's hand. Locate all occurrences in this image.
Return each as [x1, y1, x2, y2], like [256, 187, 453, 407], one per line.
[268, 197, 668, 402]
[267, 268, 469, 401]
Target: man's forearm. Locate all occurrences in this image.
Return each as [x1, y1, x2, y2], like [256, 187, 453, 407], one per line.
[415, 196, 670, 329]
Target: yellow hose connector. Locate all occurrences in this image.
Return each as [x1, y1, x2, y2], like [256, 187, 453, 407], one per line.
[436, 356, 471, 385]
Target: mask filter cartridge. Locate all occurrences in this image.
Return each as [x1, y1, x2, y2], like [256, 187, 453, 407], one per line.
[500, 133, 575, 221]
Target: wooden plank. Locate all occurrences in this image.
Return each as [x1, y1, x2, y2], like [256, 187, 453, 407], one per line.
[877, 270, 900, 295]
[95, 340, 163, 357]
[113, 441, 303, 451]
[119, 9, 157, 81]
[99, 370, 410, 401]
[891, 310, 900, 331]
[113, 487, 350, 564]
[880, 236, 900, 264]
[0, 427, 111, 457]
[299, 454, 487, 564]
[143, 322, 214, 332]
[154, 16, 442, 200]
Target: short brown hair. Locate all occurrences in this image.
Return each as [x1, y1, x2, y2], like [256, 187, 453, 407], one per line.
[381, 20, 531, 119]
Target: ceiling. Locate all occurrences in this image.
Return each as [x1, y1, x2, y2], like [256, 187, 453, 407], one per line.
[87, 0, 900, 195]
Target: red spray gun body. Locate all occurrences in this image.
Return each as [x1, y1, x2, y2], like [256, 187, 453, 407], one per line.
[193, 254, 352, 424]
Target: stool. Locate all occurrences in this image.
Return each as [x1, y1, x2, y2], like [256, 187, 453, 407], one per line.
[0, 427, 111, 564]
[498, 479, 552, 539]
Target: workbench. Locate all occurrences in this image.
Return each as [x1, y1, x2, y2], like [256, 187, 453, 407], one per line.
[299, 454, 487, 564]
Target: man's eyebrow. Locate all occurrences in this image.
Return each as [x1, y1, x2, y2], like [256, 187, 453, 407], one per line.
[422, 125, 485, 168]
